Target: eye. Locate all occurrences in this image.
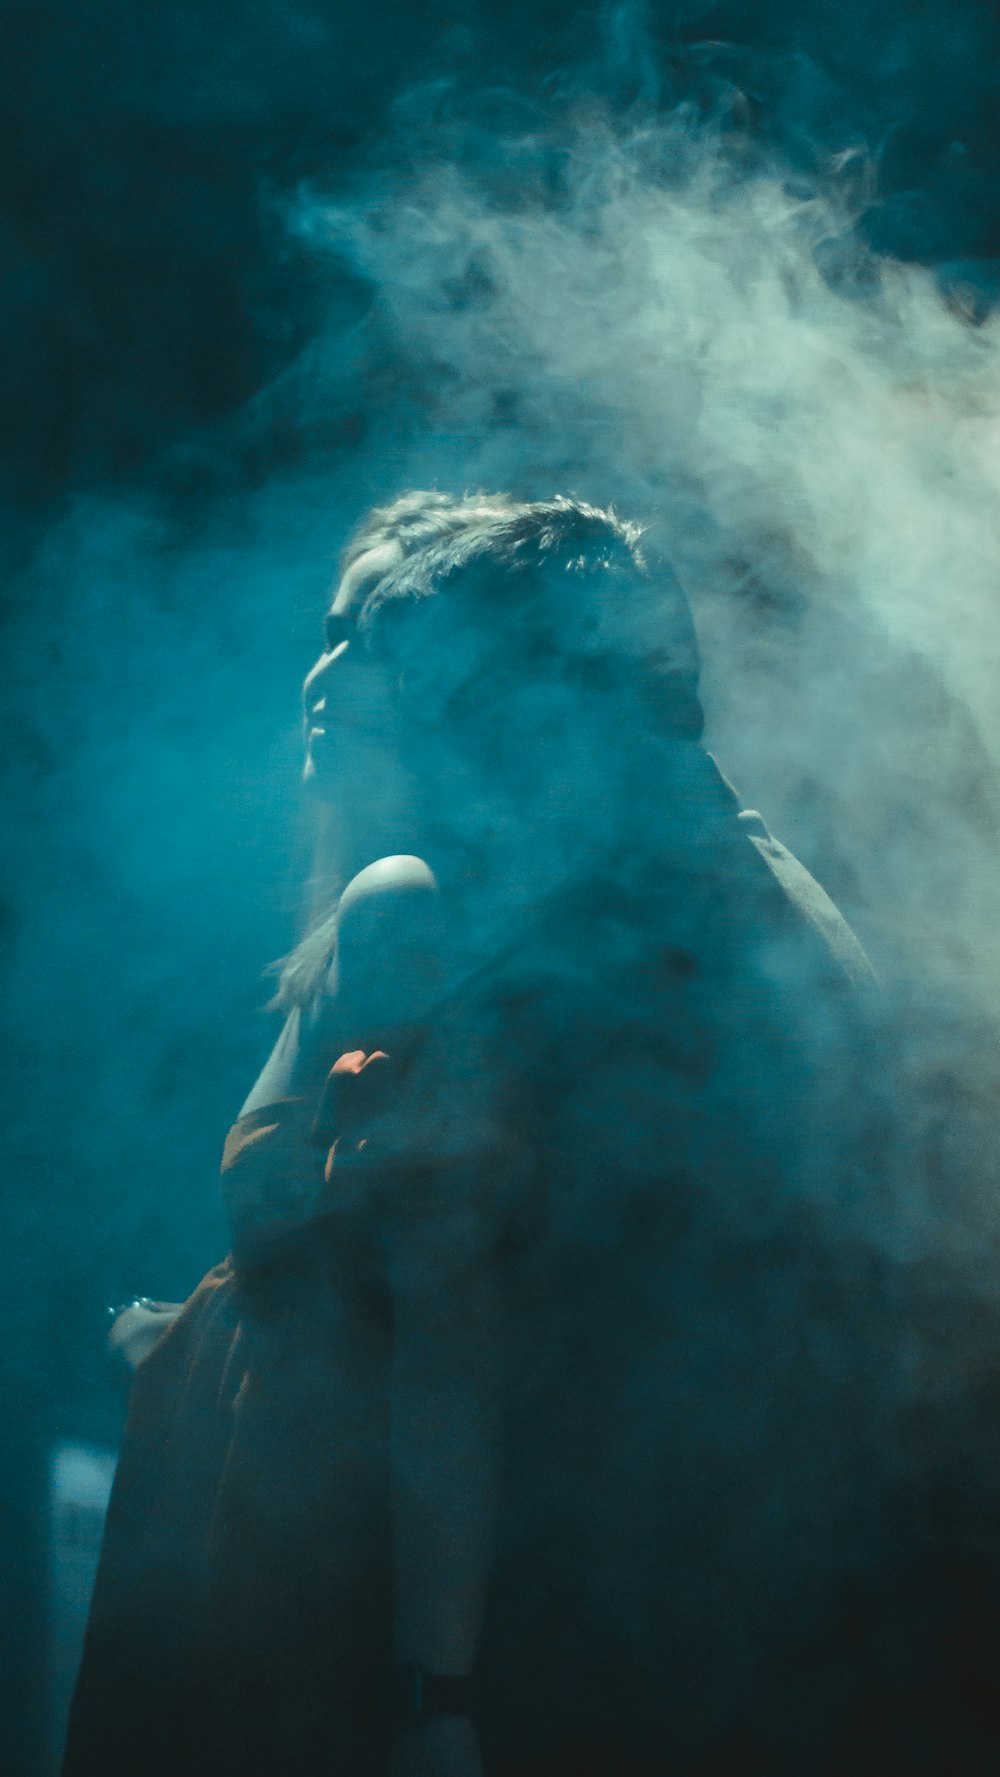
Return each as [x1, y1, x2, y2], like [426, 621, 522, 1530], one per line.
[568, 651, 624, 693]
[324, 613, 350, 653]
[520, 626, 561, 669]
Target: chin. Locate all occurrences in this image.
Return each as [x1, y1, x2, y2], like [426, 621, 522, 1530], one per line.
[302, 751, 337, 802]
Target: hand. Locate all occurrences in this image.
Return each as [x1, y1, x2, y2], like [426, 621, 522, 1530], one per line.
[107, 1299, 181, 1373]
[389, 1716, 484, 1777]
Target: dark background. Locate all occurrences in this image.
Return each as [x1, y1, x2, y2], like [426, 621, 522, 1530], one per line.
[3, 3, 1000, 1769]
[5, 0, 1000, 514]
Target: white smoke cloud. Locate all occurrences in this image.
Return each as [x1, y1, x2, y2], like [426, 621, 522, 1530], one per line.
[7, 24, 1000, 1331]
[291, 80, 1000, 1008]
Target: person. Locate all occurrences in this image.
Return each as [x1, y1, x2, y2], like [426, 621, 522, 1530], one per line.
[64, 492, 898, 1777]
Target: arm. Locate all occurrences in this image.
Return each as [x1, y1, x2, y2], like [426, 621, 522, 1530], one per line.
[236, 858, 501, 1774]
[387, 1194, 503, 1673]
[331, 863, 501, 1769]
[240, 854, 447, 1116]
[386, 1233, 500, 1777]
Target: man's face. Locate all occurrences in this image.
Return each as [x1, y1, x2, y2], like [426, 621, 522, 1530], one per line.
[300, 540, 404, 798]
[301, 542, 698, 870]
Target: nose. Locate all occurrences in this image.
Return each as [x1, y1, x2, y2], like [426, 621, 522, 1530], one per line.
[303, 640, 350, 722]
[303, 639, 396, 740]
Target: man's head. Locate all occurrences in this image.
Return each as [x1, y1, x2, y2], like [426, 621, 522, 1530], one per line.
[302, 491, 704, 866]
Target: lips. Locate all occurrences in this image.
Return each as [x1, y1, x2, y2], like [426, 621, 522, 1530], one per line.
[305, 712, 387, 753]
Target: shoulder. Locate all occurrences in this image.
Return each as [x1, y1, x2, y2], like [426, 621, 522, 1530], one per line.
[735, 807, 878, 994]
[335, 854, 443, 959]
[240, 858, 446, 1116]
[337, 853, 441, 923]
[332, 855, 448, 1025]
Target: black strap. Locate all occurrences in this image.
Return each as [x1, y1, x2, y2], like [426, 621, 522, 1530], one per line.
[392, 1662, 475, 1729]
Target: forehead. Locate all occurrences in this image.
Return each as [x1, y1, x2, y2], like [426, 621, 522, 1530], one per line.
[329, 542, 697, 679]
[329, 539, 405, 620]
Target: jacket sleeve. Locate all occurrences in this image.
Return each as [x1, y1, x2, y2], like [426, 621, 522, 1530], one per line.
[220, 1095, 326, 1267]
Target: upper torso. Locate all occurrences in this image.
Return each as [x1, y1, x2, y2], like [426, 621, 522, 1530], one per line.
[226, 760, 892, 1768]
